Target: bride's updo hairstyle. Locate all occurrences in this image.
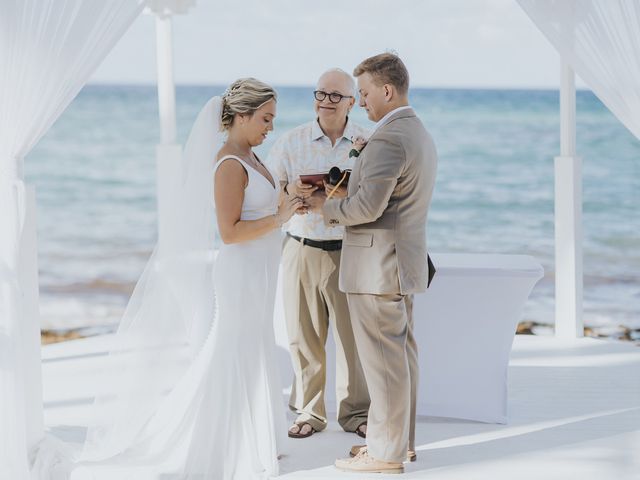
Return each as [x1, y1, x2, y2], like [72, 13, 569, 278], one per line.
[221, 78, 277, 131]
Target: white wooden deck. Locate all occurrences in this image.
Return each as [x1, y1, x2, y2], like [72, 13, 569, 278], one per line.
[41, 335, 640, 479]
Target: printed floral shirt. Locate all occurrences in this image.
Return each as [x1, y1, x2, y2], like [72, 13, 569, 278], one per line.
[267, 118, 369, 240]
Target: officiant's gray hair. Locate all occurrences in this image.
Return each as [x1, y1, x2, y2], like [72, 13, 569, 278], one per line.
[221, 78, 277, 131]
[319, 68, 356, 96]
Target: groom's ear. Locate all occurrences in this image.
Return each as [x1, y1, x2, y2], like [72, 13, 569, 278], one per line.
[383, 84, 394, 102]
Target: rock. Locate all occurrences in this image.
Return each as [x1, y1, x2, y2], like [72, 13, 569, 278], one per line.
[41, 329, 83, 345]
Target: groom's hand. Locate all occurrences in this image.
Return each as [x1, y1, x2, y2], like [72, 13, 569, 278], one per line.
[323, 180, 347, 199]
[305, 190, 327, 214]
[288, 179, 317, 199]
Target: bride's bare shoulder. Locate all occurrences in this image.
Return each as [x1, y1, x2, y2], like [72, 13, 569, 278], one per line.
[216, 147, 242, 165]
[216, 148, 245, 166]
[214, 148, 247, 186]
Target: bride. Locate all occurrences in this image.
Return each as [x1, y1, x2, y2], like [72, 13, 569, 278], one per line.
[62, 79, 304, 479]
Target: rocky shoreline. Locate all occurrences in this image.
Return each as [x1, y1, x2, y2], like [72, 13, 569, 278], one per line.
[516, 320, 640, 343]
[41, 330, 84, 344]
[41, 321, 640, 346]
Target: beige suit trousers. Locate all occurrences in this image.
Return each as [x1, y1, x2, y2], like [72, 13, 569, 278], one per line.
[346, 292, 418, 463]
[282, 235, 370, 432]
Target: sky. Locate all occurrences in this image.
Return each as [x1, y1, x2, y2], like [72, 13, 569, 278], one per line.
[91, 0, 586, 89]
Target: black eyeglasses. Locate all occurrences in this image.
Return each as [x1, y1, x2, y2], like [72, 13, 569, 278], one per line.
[313, 90, 354, 104]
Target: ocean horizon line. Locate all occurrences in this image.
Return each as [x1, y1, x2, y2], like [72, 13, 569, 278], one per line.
[84, 82, 593, 94]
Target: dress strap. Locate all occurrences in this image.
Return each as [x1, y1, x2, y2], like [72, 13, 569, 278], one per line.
[214, 154, 277, 190]
[215, 154, 250, 172]
[214, 155, 253, 186]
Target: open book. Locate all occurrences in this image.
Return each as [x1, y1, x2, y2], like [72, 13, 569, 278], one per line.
[300, 168, 351, 189]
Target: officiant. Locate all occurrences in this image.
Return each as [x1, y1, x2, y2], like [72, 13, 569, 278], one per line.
[268, 68, 370, 439]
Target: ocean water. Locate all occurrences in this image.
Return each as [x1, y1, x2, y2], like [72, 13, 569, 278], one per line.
[26, 85, 639, 331]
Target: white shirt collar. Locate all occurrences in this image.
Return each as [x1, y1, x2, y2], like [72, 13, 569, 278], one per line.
[373, 105, 413, 133]
[311, 117, 357, 142]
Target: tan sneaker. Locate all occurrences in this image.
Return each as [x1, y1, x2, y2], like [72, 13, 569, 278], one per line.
[350, 444, 417, 463]
[407, 449, 417, 462]
[336, 447, 404, 474]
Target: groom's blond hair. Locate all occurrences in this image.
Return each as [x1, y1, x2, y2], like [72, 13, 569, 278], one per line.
[353, 52, 409, 96]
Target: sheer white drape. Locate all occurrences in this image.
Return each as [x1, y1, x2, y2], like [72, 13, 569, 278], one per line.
[518, 0, 640, 140]
[0, 1, 144, 478]
[80, 97, 222, 466]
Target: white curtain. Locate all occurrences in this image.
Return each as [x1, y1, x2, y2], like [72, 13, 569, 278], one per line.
[517, 0, 640, 140]
[0, 1, 145, 478]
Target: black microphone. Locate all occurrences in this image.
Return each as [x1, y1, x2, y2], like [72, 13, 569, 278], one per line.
[327, 166, 345, 186]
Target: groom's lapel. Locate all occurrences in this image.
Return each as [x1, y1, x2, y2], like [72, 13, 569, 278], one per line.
[358, 108, 416, 163]
[351, 109, 416, 191]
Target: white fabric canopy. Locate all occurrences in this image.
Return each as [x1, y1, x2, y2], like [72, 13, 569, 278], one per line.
[518, 0, 640, 140]
[0, 1, 144, 478]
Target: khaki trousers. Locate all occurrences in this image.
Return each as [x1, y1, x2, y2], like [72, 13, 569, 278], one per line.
[346, 293, 418, 464]
[282, 235, 369, 432]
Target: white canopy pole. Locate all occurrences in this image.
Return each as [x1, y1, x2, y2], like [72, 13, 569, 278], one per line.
[155, 14, 177, 145]
[146, 0, 194, 245]
[554, 61, 583, 338]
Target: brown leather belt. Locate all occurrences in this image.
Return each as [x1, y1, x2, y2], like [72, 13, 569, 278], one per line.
[288, 233, 342, 251]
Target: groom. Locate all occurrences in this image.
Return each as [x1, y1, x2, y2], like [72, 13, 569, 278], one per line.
[307, 52, 437, 474]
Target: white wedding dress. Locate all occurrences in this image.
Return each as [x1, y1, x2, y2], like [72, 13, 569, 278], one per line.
[31, 98, 287, 480]
[128, 156, 286, 479]
[191, 154, 286, 477]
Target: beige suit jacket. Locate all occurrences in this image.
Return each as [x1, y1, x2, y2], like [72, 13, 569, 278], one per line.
[323, 107, 437, 295]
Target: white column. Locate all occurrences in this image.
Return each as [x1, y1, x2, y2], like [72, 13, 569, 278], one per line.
[554, 62, 583, 338]
[20, 186, 44, 448]
[147, 1, 194, 245]
[153, 12, 181, 245]
[155, 14, 177, 145]
[0, 156, 42, 474]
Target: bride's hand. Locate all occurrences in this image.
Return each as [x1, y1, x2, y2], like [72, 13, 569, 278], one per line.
[277, 194, 305, 224]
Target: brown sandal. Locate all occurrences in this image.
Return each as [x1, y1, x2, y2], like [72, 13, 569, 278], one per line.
[355, 422, 367, 438]
[288, 422, 315, 439]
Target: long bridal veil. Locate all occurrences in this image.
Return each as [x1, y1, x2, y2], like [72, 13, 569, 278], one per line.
[81, 96, 224, 463]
